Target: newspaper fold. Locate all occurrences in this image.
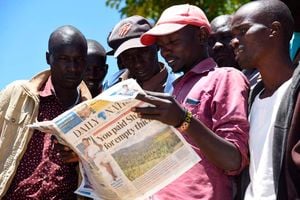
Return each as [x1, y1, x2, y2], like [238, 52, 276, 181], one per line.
[28, 79, 201, 200]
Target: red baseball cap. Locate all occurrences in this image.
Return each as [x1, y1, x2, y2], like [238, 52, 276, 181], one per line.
[140, 4, 211, 46]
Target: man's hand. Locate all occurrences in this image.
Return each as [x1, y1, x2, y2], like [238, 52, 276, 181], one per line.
[53, 139, 79, 163]
[132, 91, 186, 127]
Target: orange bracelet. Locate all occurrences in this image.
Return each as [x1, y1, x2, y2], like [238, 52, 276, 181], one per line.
[177, 110, 192, 132]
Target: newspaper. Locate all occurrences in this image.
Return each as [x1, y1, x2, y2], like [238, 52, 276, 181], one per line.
[28, 79, 201, 200]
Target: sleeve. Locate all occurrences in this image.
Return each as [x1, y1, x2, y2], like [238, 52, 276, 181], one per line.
[0, 81, 27, 136]
[211, 69, 250, 175]
[291, 142, 300, 168]
[290, 92, 300, 169]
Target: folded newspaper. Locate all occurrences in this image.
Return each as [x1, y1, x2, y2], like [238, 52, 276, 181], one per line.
[28, 79, 201, 200]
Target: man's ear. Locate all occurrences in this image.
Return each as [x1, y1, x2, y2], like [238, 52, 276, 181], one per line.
[46, 51, 50, 65]
[270, 21, 281, 38]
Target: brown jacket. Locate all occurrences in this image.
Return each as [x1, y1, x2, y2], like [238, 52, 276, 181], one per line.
[0, 69, 91, 198]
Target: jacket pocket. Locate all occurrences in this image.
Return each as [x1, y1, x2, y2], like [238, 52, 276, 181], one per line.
[4, 109, 28, 125]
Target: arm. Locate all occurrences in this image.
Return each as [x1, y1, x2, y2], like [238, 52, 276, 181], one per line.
[0, 80, 30, 137]
[133, 92, 243, 171]
[292, 142, 300, 168]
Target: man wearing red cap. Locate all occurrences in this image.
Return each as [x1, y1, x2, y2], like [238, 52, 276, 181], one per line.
[133, 4, 250, 200]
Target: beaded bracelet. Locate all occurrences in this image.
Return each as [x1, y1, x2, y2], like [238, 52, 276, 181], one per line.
[177, 110, 192, 132]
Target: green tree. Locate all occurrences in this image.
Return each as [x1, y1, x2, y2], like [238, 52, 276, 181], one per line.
[105, 0, 250, 22]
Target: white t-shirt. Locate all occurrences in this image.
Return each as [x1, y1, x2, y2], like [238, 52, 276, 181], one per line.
[245, 79, 292, 200]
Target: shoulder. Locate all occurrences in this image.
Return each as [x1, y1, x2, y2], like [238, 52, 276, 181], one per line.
[1, 70, 50, 97]
[214, 66, 246, 76]
[211, 67, 249, 86]
[0, 80, 31, 105]
[103, 69, 128, 90]
[1, 80, 29, 92]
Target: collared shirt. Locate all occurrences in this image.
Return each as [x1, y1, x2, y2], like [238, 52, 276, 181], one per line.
[103, 63, 176, 94]
[153, 58, 250, 200]
[3, 77, 79, 200]
[103, 68, 130, 90]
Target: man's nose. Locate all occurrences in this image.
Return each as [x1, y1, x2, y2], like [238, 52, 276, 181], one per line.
[160, 46, 172, 59]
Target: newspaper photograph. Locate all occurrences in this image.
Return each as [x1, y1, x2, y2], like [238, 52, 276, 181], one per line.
[28, 79, 201, 200]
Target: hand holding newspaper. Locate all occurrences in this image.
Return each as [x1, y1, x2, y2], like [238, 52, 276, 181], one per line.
[28, 79, 201, 200]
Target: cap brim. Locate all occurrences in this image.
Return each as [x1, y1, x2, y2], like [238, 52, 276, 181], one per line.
[114, 37, 146, 57]
[106, 49, 114, 56]
[141, 23, 187, 46]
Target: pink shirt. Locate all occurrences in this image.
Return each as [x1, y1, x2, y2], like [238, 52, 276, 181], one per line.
[153, 58, 250, 200]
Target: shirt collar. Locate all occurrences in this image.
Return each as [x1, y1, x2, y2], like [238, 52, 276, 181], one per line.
[39, 76, 55, 97]
[187, 57, 217, 75]
[39, 76, 81, 109]
[119, 68, 130, 81]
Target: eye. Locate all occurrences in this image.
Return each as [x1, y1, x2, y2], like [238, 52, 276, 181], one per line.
[170, 39, 180, 45]
[75, 56, 85, 62]
[58, 55, 68, 61]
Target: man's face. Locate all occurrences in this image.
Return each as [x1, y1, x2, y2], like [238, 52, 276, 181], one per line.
[48, 43, 87, 89]
[83, 53, 107, 92]
[231, 6, 271, 69]
[118, 46, 159, 83]
[209, 16, 240, 69]
[157, 26, 202, 73]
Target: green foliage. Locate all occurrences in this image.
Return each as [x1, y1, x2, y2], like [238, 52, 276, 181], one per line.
[105, 0, 250, 21]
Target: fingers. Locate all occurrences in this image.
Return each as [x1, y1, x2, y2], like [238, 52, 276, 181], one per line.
[63, 151, 79, 163]
[53, 142, 66, 151]
[53, 142, 79, 163]
[133, 106, 161, 115]
[136, 93, 172, 106]
[60, 150, 79, 163]
[144, 90, 173, 99]
[144, 90, 175, 102]
[136, 113, 162, 121]
[132, 106, 172, 125]
[132, 106, 162, 122]
[134, 92, 185, 127]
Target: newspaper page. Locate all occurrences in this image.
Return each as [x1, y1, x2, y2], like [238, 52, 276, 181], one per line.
[28, 79, 201, 200]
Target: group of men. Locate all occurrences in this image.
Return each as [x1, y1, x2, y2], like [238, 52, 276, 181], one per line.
[0, 0, 299, 199]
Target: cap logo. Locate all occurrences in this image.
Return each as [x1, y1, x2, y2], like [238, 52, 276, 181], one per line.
[118, 23, 132, 37]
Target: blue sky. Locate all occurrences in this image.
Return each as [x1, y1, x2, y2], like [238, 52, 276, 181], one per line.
[0, 0, 123, 90]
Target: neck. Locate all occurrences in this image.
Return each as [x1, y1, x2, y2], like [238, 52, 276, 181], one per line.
[183, 55, 209, 74]
[259, 65, 293, 98]
[55, 87, 80, 109]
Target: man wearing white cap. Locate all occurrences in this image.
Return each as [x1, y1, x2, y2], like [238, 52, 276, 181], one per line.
[132, 4, 250, 200]
[105, 15, 176, 93]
